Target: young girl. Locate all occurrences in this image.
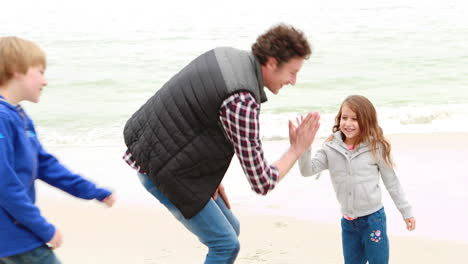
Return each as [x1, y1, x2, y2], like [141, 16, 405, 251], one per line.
[296, 95, 416, 264]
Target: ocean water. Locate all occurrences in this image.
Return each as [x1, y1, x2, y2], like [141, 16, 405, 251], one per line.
[1, 0, 467, 146]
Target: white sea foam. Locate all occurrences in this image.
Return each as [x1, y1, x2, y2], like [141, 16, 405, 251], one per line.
[260, 103, 468, 141]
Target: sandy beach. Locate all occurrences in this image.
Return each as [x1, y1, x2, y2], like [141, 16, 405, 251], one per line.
[37, 200, 468, 264]
[36, 132, 468, 263]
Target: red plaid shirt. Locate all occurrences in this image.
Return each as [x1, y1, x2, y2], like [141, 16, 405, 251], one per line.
[123, 91, 279, 194]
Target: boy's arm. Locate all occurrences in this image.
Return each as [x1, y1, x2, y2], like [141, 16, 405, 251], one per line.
[36, 142, 112, 201]
[298, 148, 328, 177]
[0, 116, 56, 243]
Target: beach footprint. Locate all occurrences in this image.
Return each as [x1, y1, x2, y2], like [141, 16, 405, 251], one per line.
[273, 221, 287, 228]
[143, 248, 173, 264]
[240, 249, 273, 262]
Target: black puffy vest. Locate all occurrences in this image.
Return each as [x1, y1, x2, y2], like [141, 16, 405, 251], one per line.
[124, 47, 267, 218]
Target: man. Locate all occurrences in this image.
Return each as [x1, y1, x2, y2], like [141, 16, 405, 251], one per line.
[123, 24, 320, 263]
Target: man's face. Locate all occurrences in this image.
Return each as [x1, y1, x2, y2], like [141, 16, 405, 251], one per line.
[263, 57, 304, 94]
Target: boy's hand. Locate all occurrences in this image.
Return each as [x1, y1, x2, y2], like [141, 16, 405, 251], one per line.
[47, 229, 63, 249]
[405, 217, 416, 231]
[102, 193, 116, 207]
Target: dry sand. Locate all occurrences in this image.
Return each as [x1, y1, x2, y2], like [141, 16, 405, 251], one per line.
[35, 132, 468, 263]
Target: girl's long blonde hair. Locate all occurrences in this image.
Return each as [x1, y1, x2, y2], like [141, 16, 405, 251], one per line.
[326, 95, 394, 167]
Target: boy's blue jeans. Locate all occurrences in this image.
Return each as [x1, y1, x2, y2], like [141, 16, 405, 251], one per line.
[0, 245, 61, 264]
[138, 173, 240, 264]
[341, 207, 389, 264]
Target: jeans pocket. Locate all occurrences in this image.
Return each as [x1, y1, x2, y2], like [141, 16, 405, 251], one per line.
[369, 209, 384, 223]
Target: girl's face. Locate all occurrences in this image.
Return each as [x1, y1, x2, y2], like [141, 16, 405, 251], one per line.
[339, 104, 360, 145]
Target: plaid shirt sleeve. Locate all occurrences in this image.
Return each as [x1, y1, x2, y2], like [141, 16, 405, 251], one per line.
[219, 92, 279, 195]
[122, 149, 145, 174]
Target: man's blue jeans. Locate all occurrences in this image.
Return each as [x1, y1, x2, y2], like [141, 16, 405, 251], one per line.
[138, 173, 240, 264]
[0, 245, 61, 264]
[341, 207, 389, 264]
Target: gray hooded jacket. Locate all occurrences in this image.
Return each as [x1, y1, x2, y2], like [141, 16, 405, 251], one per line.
[299, 131, 413, 219]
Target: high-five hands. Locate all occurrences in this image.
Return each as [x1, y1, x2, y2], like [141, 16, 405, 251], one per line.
[289, 112, 321, 157]
[272, 112, 320, 181]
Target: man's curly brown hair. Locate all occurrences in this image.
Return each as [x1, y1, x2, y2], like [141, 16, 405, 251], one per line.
[252, 24, 311, 66]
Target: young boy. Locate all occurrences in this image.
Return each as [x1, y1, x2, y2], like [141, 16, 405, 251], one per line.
[0, 36, 116, 263]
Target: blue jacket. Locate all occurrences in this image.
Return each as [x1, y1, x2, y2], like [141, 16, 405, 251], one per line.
[0, 97, 111, 257]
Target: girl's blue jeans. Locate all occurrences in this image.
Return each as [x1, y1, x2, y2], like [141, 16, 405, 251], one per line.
[138, 173, 240, 264]
[0, 245, 61, 264]
[341, 207, 389, 264]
